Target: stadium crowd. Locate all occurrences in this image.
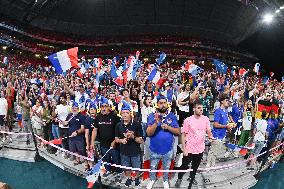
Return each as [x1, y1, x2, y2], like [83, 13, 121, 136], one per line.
[0, 51, 283, 189]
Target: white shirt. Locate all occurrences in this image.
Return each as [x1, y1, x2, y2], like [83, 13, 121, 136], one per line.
[141, 106, 155, 123]
[0, 98, 8, 116]
[55, 104, 71, 128]
[254, 119, 268, 142]
[242, 111, 253, 130]
[177, 92, 190, 112]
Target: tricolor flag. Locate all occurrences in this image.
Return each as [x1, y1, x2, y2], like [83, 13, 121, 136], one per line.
[256, 99, 279, 119]
[239, 68, 248, 77]
[86, 160, 104, 188]
[126, 56, 137, 82]
[110, 62, 124, 86]
[77, 64, 87, 78]
[93, 58, 103, 69]
[182, 60, 203, 76]
[254, 63, 260, 75]
[147, 67, 165, 87]
[48, 47, 78, 74]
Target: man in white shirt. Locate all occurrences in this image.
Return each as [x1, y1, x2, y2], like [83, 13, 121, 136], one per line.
[55, 94, 71, 158]
[0, 91, 8, 142]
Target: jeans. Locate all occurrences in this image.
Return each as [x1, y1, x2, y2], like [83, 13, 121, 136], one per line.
[149, 149, 173, 182]
[52, 124, 60, 139]
[23, 119, 32, 142]
[120, 154, 141, 169]
[101, 146, 121, 173]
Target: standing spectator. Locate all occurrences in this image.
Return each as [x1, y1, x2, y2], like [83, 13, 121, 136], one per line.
[247, 111, 268, 169]
[239, 100, 255, 146]
[141, 95, 155, 137]
[0, 91, 8, 142]
[146, 95, 180, 189]
[206, 94, 234, 167]
[41, 100, 52, 143]
[66, 102, 85, 165]
[175, 100, 213, 188]
[30, 98, 44, 146]
[21, 93, 32, 145]
[55, 94, 71, 158]
[115, 102, 144, 187]
[90, 97, 121, 175]
[84, 103, 97, 170]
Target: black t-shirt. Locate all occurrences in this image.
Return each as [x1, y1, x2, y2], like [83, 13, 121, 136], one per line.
[94, 112, 120, 148]
[84, 116, 96, 139]
[115, 120, 143, 156]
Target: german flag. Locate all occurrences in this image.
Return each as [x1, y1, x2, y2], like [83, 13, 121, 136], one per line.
[256, 99, 279, 118]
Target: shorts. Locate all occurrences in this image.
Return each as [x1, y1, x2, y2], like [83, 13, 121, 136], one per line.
[120, 154, 141, 170]
[251, 141, 265, 155]
[69, 140, 85, 156]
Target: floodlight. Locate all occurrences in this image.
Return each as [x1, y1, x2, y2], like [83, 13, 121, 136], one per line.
[262, 14, 274, 24]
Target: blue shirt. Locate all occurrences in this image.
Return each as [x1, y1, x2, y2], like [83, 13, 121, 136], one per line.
[67, 113, 85, 142]
[146, 112, 179, 155]
[212, 107, 229, 139]
[267, 118, 279, 141]
[230, 104, 244, 124]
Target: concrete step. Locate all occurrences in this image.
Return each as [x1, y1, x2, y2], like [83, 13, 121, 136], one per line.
[0, 147, 36, 162]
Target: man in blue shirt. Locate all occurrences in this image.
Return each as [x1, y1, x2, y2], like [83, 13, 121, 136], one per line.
[66, 102, 86, 166]
[146, 95, 180, 189]
[206, 94, 235, 167]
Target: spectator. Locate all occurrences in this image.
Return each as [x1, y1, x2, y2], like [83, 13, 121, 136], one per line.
[146, 95, 180, 189]
[115, 102, 144, 187]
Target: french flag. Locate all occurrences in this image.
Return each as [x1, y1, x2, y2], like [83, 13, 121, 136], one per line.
[126, 56, 137, 81]
[93, 58, 103, 69]
[182, 60, 203, 76]
[77, 64, 87, 78]
[254, 63, 260, 75]
[239, 68, 248, 77]
[110, 62, 124, 86]
[48, 47, 78, 74]
[147, 67, 165, 86]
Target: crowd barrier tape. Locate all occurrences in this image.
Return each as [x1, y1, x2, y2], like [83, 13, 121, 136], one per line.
[0, 131, 32, 135]
[1, 131, 283, 173]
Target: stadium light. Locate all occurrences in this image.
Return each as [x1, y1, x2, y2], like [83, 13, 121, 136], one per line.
[262, 13, 274, 24]
[2, 46, 7, 50]
[280, 6, 284, 9]
[275, 9, 280, 13]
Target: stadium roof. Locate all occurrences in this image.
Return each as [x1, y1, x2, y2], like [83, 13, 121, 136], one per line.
[0, 0, 283, 44]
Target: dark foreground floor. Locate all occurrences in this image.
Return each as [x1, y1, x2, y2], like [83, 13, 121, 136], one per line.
[0, 157, 283, 189]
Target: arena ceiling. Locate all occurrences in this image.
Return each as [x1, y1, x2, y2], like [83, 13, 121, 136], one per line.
[0, 0, 283, 44]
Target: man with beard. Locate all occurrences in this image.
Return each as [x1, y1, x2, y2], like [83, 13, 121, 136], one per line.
[146, 95, 180, 189]
[175, 100, 213, 188]
[90, 97, 121, 175]
[55, 94, 71, 158]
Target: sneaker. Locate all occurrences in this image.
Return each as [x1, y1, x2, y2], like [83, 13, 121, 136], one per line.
[163, 181, 170, 189]
[175, 179, 182, 188]
[134, 178, 140, 186]
[26, 139, 30, 145]
[7, 137, 12, 143]
[125, 178, 132, 187]
[146, 180, 155, 189]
